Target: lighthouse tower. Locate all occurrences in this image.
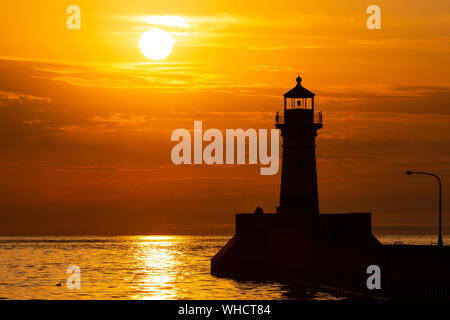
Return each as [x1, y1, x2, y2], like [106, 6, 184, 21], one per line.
[212, 75, 383, 284]
[276, 75, 323, 223]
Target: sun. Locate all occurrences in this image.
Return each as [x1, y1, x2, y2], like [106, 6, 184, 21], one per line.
[140, 29, 175, 61]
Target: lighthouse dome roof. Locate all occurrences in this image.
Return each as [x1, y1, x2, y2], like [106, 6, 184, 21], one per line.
[283, 75, 315, 98]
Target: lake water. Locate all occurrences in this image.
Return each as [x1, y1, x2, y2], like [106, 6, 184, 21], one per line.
[0, 231, 448, 300]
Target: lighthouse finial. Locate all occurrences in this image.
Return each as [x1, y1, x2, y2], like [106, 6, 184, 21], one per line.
[296, 73, 302, 86]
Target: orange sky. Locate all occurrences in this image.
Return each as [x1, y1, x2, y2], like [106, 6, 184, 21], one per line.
[0, 0, 449, 235]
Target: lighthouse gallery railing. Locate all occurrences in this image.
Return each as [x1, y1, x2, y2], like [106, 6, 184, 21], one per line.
[275, 111, 323, 124]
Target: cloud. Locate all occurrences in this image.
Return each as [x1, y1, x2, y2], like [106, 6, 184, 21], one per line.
[347, 37, 450, 51]
[139, 15, 191, 28]
[16, 58, 281, 92]
[0, 90, 51, 104]
[102, 12, 350, 51]
[248, 65, 292, 72]
[90, 113, 150, 126]
[316, 84, 450, 115]
[113, 13, 240, 29]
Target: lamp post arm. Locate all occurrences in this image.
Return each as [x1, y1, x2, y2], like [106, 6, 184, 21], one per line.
[408, 171, 443, 247]
[410, 171, 440, 184]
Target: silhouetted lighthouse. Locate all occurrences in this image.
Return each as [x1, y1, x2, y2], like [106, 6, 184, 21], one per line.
[212, 75, 450, 299]
[276, 75, 323, 221]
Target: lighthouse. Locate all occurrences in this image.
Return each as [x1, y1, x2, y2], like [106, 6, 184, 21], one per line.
[276, 75, 323, 222]
[211, 75, 450, 298]
[212, 75, 383, 289]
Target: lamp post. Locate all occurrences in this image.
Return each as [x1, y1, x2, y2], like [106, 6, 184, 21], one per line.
[406, 170, 443, 247]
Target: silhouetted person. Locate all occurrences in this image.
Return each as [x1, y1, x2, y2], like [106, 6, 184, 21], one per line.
[254, 206, 263, 215]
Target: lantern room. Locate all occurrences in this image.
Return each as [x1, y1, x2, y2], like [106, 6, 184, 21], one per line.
[283, 75, 315, 112]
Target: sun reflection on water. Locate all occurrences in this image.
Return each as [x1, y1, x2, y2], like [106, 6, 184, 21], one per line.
[131, 236, 181, 299]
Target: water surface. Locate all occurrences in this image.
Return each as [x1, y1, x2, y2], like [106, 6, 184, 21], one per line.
[0, 232, 448, 300]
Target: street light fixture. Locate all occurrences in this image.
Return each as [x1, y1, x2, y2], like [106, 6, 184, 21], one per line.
[406, 170, 443, 247]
